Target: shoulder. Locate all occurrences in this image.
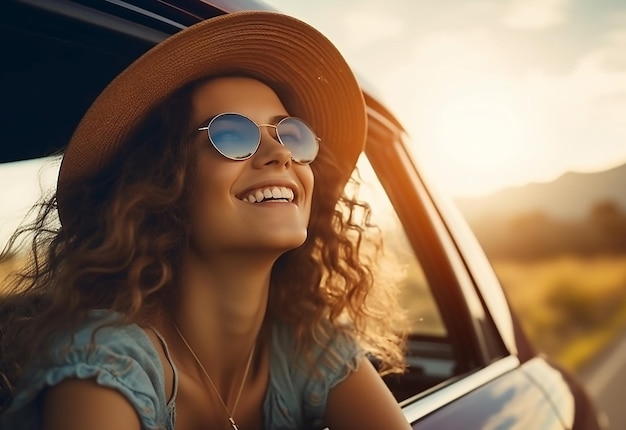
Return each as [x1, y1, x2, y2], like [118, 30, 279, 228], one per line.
[325, 358, 411, 430]
[2, 310, 168, 430]
[40, 378, 143, 430]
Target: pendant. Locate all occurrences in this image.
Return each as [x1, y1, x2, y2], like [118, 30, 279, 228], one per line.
[229, 417, 239, 430]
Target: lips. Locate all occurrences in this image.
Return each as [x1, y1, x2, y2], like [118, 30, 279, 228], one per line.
[240, 186, 295, 203]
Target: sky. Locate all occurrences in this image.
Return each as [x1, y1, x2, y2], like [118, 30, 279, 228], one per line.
[264, 0, 626, 197]
[2, 0, 626, 247]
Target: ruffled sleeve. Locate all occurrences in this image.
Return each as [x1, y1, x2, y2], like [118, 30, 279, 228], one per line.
[264, 323, 364, 430]
[1, 311, 168, 430]
[299, 327, 363, 429]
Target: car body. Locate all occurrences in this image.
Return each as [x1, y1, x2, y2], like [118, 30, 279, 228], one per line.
[0, 0, 603, 428]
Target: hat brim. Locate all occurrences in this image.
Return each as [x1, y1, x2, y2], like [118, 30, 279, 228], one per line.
[57, 11, 366, 205]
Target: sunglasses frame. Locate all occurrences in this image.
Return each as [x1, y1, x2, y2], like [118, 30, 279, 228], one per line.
[197, 112, 321, 164]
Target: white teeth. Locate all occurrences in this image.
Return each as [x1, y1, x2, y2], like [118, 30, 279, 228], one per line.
[241, 186, 295, 203]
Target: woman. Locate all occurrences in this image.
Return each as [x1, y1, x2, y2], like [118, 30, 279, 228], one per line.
[0, 11, 409, 430]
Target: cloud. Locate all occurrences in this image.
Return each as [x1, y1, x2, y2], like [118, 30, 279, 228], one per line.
[483, 40, 626, 177]
[379, 24, 626, 195]
[502, 0, 569, 30]
[595, 30, 626, 72]
[380, 28, 507, 121]
[608, 10, 626, 26]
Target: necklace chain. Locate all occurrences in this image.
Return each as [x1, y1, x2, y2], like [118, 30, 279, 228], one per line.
[171, 320, 255, 430]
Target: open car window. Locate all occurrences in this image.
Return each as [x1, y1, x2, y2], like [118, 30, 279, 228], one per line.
[355, 155, 476, 403]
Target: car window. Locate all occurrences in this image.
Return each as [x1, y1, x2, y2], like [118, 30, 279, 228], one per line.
[356, 155, 466, 403]
[357, 156, 445, 338]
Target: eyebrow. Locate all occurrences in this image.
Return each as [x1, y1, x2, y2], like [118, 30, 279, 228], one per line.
[197, 113, 290, 129]
[266, 114, 289, 125]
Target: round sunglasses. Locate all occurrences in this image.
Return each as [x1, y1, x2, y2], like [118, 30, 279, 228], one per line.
[197, 112, 320, 164]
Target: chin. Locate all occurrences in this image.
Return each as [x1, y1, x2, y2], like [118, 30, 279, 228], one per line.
[277, 235, 308, 251]
[265, 229, 308, 252]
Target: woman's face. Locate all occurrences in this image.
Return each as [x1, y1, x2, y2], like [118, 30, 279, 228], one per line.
[187, 77, 314, 258]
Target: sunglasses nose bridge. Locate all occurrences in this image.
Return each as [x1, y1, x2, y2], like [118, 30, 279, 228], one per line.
[257, 124, 285, 150]
[257, 123, 278, 139]
[254, 124, 293, 165]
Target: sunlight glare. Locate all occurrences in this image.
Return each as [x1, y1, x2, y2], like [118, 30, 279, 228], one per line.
[423, 80, 532, 196]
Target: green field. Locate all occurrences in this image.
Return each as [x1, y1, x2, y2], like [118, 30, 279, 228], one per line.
[493, 255, 626, 371]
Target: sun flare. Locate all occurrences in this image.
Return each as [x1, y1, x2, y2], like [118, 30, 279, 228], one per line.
[421, 81, 532, 196]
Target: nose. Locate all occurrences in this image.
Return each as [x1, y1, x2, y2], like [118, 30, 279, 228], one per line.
[251, 128, 292, 168]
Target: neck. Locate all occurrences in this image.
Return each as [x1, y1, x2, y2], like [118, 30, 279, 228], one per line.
[164, 248, 276, 393]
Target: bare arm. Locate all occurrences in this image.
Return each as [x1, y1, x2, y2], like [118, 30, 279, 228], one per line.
[42, 378, 141, 430]
[324, 357, 411, 430]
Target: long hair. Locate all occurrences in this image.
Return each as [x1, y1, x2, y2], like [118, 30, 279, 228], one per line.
[0, 75, 406, 412]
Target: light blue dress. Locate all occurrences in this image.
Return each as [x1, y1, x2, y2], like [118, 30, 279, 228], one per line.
[2, 311, 362, 429]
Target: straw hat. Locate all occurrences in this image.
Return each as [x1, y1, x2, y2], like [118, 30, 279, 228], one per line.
[57, 11, 367, 218]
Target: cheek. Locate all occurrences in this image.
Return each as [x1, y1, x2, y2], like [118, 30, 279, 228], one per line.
[300, 163, 314, 188]
[301, 166, 315, 212]
[190, 157, 237, 217]
[194, 150, 242, 191]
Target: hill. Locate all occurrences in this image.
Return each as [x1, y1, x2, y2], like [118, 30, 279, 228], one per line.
[455, 162, 626, 222]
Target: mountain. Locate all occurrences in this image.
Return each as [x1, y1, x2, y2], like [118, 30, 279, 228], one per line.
[454, 162, 626, 222]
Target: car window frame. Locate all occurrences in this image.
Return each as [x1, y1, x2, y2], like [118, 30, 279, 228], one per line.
[364, 103, 501, 359]
[361, 102, 523, 424]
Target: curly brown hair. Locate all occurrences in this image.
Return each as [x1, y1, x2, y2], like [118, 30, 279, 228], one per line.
[0, 75, 407, 413]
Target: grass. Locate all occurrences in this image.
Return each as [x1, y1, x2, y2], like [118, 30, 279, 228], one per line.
[492, 255, 626, 372]
[554, 302, 626, 371]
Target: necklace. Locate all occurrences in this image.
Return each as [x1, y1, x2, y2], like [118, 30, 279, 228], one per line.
[171, 320, 255, 430]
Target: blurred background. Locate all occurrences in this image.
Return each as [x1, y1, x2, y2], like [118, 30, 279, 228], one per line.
[1, 0, 625, 427]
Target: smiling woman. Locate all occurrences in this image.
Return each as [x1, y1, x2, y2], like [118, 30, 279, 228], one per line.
[0, 10, 410, 430]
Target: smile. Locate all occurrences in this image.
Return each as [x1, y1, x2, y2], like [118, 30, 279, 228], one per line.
[240, 186, 295, 203]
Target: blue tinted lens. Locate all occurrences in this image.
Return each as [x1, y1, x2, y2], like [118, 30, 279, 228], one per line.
[208, 113, 260, 160]
[276, 117, 319, 164]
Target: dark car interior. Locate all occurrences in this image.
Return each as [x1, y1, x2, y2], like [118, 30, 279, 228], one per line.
[1, 0, 226, 163]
